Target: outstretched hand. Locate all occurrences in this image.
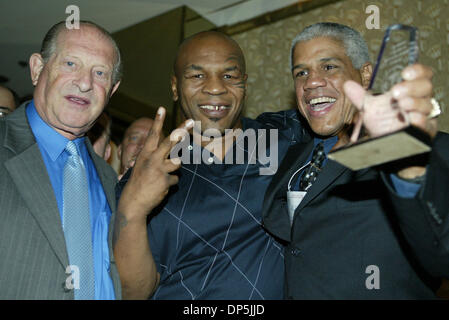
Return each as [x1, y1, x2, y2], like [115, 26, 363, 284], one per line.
[117, 107, 194, 222]
[344, 63, 438, 143]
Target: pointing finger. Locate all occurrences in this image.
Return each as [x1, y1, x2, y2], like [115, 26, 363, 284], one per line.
[140, 107, 166, 157]
[343, 80, 366, 111]
[157, 119, 194, 159]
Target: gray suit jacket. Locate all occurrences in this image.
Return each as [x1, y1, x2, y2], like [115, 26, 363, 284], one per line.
[0, 103, 121, 299]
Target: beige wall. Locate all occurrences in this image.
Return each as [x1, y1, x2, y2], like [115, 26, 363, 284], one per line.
[232, 0, 449, 132]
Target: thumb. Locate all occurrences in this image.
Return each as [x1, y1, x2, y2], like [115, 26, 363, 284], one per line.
[343, 80, 366, 111]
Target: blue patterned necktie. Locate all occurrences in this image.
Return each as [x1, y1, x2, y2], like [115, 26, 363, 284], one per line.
[299, 142, 326, 191]
[63, 140, 95, 299]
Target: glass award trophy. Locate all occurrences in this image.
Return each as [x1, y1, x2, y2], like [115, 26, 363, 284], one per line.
[328, 24, 439, 171]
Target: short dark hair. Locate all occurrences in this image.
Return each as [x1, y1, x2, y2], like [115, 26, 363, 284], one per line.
[40, 20, 123, 84]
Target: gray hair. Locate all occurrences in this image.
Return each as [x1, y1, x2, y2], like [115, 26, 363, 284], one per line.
[290, 22, 370, 71]
[40, 20, 122, 85]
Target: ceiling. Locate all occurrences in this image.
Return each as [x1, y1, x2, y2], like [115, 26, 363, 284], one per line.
[0, 0, 299, 98]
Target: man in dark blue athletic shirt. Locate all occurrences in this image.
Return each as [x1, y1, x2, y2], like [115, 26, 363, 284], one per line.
[113, 31, 303, 299]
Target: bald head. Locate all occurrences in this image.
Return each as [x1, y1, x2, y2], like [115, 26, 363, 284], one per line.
[124, 117, 153, 137]
[0, 86, 16, 117]
[174, 31, 246, 77]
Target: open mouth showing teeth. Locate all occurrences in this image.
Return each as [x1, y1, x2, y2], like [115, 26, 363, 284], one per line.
[67, 96, 89, 105]
[308, 97, 336, 111]
[199, 105, 230, 111]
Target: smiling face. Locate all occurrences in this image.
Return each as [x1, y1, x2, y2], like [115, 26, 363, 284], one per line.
[292, 36, 371, 137]
[171, 32, 247, 136]
[30, 24, 120, 140]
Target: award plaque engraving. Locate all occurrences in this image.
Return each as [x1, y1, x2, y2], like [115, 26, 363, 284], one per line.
[328, 24, 437, 171]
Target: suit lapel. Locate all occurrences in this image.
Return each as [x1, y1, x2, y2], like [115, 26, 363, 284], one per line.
[270, 140, 314, 198]
[265, 131, 369, 237]
[262, 140, 313, 241]
[4, 104, 69, 268]
[295, 159, 348, 213]
[273, 137, 350, 222]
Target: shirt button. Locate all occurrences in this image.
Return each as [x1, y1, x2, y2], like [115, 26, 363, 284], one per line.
[207, 157, 214, 163]
[290, 247, 301, 256]
[187, 145, 193, 151]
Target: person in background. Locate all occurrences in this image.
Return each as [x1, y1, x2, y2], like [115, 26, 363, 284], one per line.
[108, 140, 122, 175]
[0, 85, 17, 117]
[88, 111, 112, 161]
[117, 117, 153, 177]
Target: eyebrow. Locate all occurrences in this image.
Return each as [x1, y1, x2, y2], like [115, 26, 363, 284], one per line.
[224, 66, 240, 72]
[226, 55, 241, 62]
[62, 54, 112, 69]
[185, 64, 203, 71]
[292, 57, 343, 71]
[184, 64, 241, 73]
[226, 56, 245, 68]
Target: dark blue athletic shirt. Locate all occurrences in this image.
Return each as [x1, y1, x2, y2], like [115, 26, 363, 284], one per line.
[116, 110, 304, 299]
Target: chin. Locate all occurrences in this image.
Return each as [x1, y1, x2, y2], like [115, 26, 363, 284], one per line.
[309, 125, 337, 138]
[201, 126, 226, 137]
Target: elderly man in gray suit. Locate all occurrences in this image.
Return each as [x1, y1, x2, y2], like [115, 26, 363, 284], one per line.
[0, 21, 122, 299]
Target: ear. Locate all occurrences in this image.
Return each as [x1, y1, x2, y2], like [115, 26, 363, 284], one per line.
[29, 53, 45, 86]
[109, 80, 121, 98]
[359, 62, 373, 89]
[104, 143, 112, 161]
[171, 75, 179, 102]
[117, 143, 122, 159]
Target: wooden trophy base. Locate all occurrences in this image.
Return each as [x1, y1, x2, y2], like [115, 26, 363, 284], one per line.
[327, 126, 432, 171]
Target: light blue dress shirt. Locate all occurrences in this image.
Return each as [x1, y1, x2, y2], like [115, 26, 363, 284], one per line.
[26, 101, 115, 300]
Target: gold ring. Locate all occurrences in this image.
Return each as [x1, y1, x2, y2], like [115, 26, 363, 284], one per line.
[429, 98, 441, 118]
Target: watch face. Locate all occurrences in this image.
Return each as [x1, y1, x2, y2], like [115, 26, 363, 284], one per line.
[369, 24, 419, 95]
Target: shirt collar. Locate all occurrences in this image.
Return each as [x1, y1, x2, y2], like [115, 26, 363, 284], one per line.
[26, 100, 86, 161]
[313, 135, 338, 156]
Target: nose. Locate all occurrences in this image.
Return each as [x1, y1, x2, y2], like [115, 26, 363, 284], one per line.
[303, 69, 327, 91]
[73, 69, 93, 92]
[202, 75, 227, 95]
